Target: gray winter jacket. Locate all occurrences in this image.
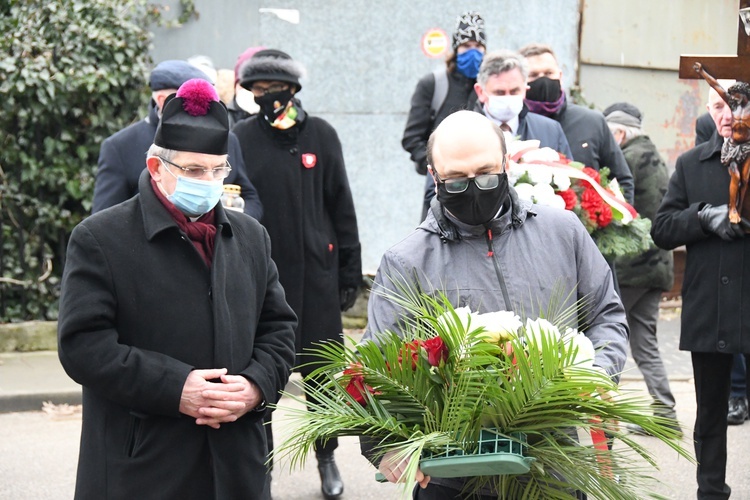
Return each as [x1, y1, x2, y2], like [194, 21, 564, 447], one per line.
[364, 192, 628, 381]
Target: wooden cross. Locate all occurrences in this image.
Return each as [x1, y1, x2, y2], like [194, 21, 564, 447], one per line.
[679, 0, 750, 82]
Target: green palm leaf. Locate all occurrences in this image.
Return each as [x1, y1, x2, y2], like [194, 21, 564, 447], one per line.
[272, 284, 693, 499]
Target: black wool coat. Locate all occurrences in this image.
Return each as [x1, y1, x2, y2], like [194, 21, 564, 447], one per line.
[233, 110, 361, 372]
[652, 132, 750, 353]
[58, 170, 297, 499]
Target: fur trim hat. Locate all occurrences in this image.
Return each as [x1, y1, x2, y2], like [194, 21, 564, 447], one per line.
[234, 46, 266, 85]
[452, 11, 486, 51]
[154, 79, 229, 155]
[238, 49, 305, 91]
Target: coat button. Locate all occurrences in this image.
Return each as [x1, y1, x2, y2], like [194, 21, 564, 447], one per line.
[289, 147, 298, 155]
[718, 340, 727, 349]
[721, 276, 730, 285]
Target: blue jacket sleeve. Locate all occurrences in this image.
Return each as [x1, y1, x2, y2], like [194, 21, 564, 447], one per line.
[227, 132, 263, 220]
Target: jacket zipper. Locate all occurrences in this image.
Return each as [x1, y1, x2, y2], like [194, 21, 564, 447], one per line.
[485, 228, 511, 310]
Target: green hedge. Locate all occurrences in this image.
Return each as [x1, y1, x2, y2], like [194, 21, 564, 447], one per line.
[0, 1, 154, 321]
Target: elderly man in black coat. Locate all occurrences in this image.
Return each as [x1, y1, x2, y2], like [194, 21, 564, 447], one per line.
[58, 78, 296, 500]
[233, 49, 362, 500]
[92, 59, 263, 220]
[652, 85, 750, 500]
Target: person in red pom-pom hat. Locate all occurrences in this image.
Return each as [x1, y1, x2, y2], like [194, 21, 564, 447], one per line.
[58, 77, 297, 500]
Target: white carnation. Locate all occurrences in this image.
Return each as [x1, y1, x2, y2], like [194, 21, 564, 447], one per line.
[528, 168, 553, 186]
[552, 173, 571, 191]
[513, 183, 534, 202]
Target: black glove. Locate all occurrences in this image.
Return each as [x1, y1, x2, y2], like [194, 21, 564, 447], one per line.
[339, 286, 359, 312]
[698, 204, 745, 241]
[415, 159, 428, 175]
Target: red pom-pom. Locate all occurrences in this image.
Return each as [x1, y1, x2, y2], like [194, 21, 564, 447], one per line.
[176, 78, 218, 116]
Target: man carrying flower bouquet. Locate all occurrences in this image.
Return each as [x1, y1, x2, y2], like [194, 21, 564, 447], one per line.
[363, 110, 629, 498]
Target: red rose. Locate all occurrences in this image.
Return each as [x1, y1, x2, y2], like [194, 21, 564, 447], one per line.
[557, 189, 578, 210]
[343, 364, 374, 406]
[423, 336, 449, 367]
[582, 167, 601, 185]
[398, 339, 423, 370]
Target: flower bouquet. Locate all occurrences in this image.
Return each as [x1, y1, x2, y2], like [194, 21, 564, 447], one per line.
[272, 286, 693, 499]
[506, 139, 653, 260]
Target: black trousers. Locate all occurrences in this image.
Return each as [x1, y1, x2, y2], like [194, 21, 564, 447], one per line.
[692, 351, 750, 499]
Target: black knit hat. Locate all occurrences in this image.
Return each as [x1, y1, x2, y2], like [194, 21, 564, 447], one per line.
[238, 49, 305, 91]
[154, 79, 229, 155]
[603, 102, 643, 128]
[452, 11, 486, 51]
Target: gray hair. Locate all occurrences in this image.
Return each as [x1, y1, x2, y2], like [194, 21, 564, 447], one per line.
[607, 122, 642, 143]
[147, 144, 177, 162]
[477, 50, 528, 87]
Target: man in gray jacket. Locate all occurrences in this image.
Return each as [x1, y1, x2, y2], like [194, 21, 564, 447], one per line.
[363, 110, 628, 499]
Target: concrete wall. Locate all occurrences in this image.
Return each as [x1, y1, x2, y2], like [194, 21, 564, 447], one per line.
[149, 0, 581, 273]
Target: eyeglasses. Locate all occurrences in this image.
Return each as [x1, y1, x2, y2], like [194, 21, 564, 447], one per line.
[249, 83, 289, 96]
[159, 157, 232, 180]
[432, 165, 505, 194]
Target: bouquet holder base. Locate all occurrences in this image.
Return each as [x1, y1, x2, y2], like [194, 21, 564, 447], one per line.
[375, 430, 534, 482]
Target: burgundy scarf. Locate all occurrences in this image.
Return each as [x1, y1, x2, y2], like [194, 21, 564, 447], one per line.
[150, 178, 217, 267]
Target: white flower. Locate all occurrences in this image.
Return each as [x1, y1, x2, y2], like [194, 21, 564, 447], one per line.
[566, 333, 595, 370]
[513, 182, 534, 202]
[528, 168, 553, 186]
[506, 160, 528, 185]
[552, 173, 571, 191]
[437, 306, 473, 333]
[523, 318, 561, 348]
[527, 184, 566, 210]
[521, 147, 560, 163]
[473, 311, 522, 343]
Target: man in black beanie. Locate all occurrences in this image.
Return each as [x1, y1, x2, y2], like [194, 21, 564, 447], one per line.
[234, 49, 362, 500]
[58, 78, 297, 500]
[93, 59, 263, 220]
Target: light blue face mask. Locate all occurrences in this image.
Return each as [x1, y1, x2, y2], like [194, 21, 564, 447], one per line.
[161, 161, 224, 216]
[456, 48, 484, 79]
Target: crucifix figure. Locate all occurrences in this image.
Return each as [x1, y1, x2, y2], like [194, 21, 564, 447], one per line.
[680, 0, 750, 226]
[694, 63, 750, 223]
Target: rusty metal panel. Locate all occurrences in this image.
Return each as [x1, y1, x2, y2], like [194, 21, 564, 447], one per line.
[579, 65, 705, 174]
[581, 0, 737, 70]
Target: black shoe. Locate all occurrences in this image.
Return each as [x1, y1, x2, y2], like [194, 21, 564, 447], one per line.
[728, 397, 748, 425]
[317, 452, 343, 499]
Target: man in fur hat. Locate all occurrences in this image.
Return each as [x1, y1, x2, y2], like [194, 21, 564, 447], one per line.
[233, 49, 362, 500]
[58, 78, 296, 500]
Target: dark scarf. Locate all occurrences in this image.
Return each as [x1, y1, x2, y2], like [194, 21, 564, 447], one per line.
[150, 178, 217, 267]
[524, 92, 566, 117]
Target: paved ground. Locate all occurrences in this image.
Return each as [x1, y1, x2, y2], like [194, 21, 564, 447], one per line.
[2, 311, 750, 499]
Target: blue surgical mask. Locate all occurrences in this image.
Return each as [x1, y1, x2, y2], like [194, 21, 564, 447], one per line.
[456, 48, 483, 79]
[485, 95, 524, 123]
[161, 164, 224, 216]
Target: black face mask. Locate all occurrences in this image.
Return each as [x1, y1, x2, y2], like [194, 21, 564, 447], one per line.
[525, 76, 563, 103]
[437, 173, 509, 226]
[254, 89, 294, 122]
